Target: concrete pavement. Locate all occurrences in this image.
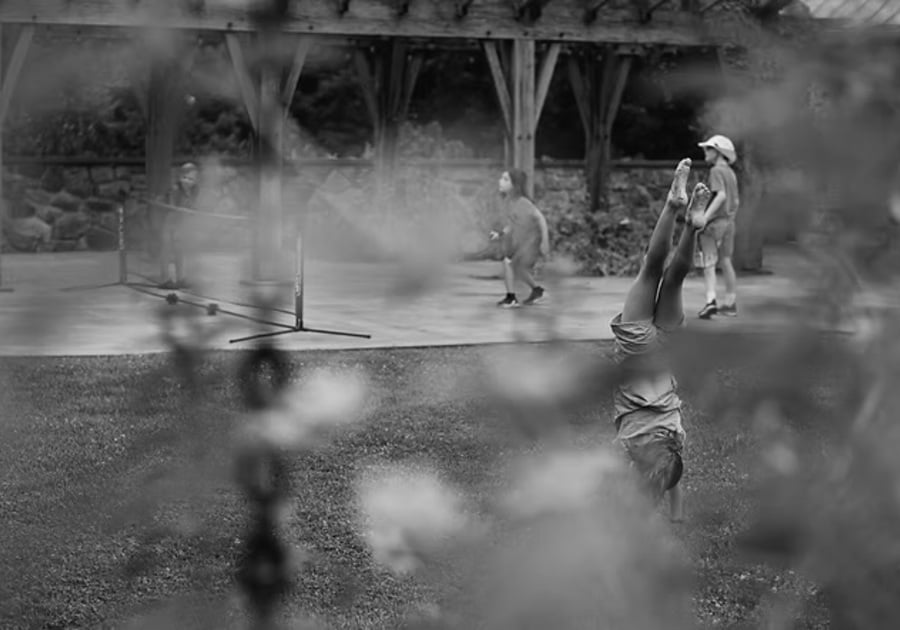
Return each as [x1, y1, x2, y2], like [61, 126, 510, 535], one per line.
[0, 249, 803, 357]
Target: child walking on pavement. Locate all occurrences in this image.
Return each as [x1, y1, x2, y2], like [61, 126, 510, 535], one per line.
[490, 169, 550, 308]
[611, 157, 711, 521]
[695, 135, 741, 319]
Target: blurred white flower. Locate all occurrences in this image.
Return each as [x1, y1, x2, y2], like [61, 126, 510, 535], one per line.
[356, 464, 474, 576]
[248, 367, 368, 449]
[501, 447, 625, 520]
[542, 254, 581, 278]
[485, 346, 591, 407]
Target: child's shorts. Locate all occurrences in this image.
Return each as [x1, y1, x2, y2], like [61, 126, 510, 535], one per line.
[696, 218, 735, 269]
[620, 427, 685, 503]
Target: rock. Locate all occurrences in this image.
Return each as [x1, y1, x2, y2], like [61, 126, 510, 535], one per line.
[41, 167, 66, 193]
[30, 203, 66, 226]
[84, 225, 117, 251]
[84, 198, 118, 213]
[96, 211, 120, 233]
[10, 216, 52, 251]
[96, 180, 131, 199]
[115, 167, 134, 180]
[544, 170, 585, 191]
[90, 166, 116, 184]
[24, 188, 54, 206]
[54, 211, 91, 240]
[17, 163, 45, 180]
[51, 238, 81, 252]
[63, 168, 94, 197]
[50, 190, 83, 213]
[130, 174, 147, 190]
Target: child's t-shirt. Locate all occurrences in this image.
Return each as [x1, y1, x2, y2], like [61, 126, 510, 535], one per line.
[505, 197, 544, 255]
[708, 163, 740, 223]
[609, 314, 685, 442]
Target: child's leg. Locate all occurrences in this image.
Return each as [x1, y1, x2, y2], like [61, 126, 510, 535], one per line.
[668, 482, 684, 522]
[622, 158, 691, 322]
[502, 257, 515, 294]
[719, 221, 737, 306]
[516, 260, 540, 290]
[654, 183, 712, 328]
[720, 256, 737, 305]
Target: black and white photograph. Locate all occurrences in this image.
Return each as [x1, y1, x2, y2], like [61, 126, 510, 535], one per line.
[2, 1, 900, 628]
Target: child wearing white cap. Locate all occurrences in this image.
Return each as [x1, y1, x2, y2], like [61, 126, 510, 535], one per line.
[696, 135, 740, 320]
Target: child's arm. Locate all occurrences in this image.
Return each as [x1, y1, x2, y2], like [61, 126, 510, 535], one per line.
[535, 208, 550, 256]
[702, 191, 727, 224]
[702, 166, 728, 225]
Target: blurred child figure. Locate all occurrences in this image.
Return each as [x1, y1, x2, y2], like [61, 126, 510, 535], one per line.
[159, 162, 199, 290]
[696, 135, 740, 319]
[611, 158, 711, 521]
[489, 169, 550, 308]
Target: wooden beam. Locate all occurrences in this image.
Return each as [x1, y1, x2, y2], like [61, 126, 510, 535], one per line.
[700, 0, 728, 13]
[256, 59, 284, 282]
[131, 80, 149, 120]
[512, 38, 536, 195]
[0, 24, 32, 124]
[225, 33, 260, 132]
[282, 35, 313, 117]
[395, 0, 412, 17]
[483, 42, 513, 136]
[752, 0, 794, 18]
[352, 48, 380, 131]
[455, 0, 475, 18]
[602, 55, 632, 137]
[513, 0, 553, 22]
[583, 0, 614, 24]
[399, 52, 424, 118]
[0, 1, 719, 46]
[643, 0, 675, 20]
[566, 55, 589, 137]
[534, 42, 560, 125]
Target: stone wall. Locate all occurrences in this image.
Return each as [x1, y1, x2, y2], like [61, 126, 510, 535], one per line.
[0, 160, 686, 260]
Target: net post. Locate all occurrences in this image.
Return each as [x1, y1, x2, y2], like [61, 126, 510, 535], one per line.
[294, 230, 303, 330]
[117, 202, 127, 285]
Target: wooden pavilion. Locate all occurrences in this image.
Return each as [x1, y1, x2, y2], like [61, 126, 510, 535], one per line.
[0, 0, 866, 282]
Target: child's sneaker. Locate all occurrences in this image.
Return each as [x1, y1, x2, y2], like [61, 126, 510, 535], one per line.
[522, 286, 545, 306]
[719, 302, 738, 317]
[497, 295, 519, 308]
[698, 300, 718, 319]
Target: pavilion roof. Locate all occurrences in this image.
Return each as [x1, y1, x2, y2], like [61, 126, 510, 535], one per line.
[801, 0, 900, 25]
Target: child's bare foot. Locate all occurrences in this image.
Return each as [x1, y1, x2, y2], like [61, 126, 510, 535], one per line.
[688, 182, 711, 230]
[667, 158, 691, 209]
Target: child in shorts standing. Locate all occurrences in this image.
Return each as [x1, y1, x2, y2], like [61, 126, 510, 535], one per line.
[696, 135, 740, 319]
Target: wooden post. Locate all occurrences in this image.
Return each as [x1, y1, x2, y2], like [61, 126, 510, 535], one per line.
[228, 33, 313, 283]
[485, 41, 558, 196]
[568, 46, 632, 212]
[512, 39, 536, 196]
[716, 46, 765, 272]
[0, 24, 33, 291]
[353, 39, 423, 180]
[257, 56, 283, 282]
[483, 41, 513, 163]
[143, 37, 197, 279]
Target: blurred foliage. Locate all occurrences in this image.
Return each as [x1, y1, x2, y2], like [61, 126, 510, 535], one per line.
[3, 46, 714, 161]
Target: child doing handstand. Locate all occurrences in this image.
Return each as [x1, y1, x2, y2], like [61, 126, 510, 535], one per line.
[610, 158, 710, 521]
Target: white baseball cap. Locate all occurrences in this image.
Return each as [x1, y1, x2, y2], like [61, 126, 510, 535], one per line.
[698, 135, 737, 164]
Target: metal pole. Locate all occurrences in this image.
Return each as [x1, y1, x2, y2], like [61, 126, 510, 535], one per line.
[118, 203, 127, 285]
[0, 25, 10, 293]
[294, 231, 303, 330]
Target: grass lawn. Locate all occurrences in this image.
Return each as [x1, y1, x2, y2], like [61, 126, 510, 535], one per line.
[0, 341, 836, 629]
